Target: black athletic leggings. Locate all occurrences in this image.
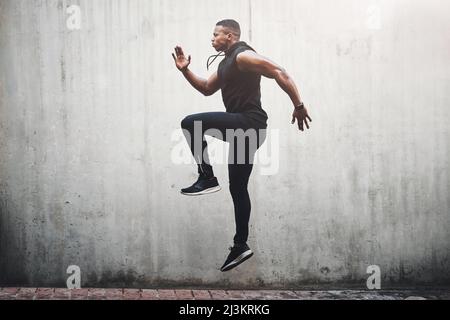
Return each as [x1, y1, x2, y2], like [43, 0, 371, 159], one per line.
[180, 111, 267, 244]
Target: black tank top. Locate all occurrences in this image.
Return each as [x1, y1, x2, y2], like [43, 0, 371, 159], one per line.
[217, 41, 268, 128]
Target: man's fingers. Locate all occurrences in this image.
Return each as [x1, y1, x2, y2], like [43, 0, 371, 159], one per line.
[175, 46, 183, 57]
[304, 118, 310, 129]
[172, 53, 177, 62]
[307, 115, 312, 122]
[298, 118, 303, 131]
[188, 55, 191, 63]
[291, 116, 295, 124]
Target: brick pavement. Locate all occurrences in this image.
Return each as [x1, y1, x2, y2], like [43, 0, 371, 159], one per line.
[0, 288, 449, 300]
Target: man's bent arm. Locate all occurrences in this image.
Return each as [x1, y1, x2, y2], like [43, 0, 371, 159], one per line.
[236, 51, 303, 107]
[180, 69, 220, 97]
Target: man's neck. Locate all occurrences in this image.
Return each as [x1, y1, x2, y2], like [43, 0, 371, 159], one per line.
[224, 40, 242, 55]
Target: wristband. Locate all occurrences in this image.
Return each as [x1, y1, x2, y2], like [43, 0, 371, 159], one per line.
[295, 102, 305, 110]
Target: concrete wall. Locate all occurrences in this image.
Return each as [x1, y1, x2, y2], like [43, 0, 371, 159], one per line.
[0, 0, 449, 288]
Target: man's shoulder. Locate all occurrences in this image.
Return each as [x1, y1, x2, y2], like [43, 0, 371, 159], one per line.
[236, 50, 259, 66]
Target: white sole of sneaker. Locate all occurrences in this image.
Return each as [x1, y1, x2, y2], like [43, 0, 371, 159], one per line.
[221, 250, 253, 272]
[180, 185, 222, 196]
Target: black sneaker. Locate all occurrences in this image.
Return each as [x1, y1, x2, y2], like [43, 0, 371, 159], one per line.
[220, 243, 254, 272]
[180, 175, 221, 196]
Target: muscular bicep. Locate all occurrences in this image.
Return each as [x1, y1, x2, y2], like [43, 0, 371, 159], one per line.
[204, 71, 221, 96]
[236, 51, 284, 79]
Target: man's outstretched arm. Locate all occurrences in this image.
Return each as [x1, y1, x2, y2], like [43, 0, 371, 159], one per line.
[172, 46, 220, 96]
[236, 50, 312, 131]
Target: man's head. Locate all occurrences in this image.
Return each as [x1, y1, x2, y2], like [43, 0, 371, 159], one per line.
[211, 19, 241, 51]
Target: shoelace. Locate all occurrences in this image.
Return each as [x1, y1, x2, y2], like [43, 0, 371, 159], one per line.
[206, 51, 225, 71]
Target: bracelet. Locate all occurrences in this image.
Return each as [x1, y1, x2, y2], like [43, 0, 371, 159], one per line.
[295, 102, 305, 110]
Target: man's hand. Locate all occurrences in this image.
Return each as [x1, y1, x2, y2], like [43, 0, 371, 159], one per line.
[291, 105, 312, 131]
[172, 46, 191, 71]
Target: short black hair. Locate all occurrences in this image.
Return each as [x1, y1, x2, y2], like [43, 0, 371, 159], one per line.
[216, 19, 241, 39]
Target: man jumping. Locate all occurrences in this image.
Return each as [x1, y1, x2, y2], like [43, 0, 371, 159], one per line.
[172, 19, 311, 272]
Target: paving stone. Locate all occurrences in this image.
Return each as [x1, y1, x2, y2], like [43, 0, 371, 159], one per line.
[70, 288, 89, 300]
[16, 288, 37, 300]
[123, 289, 141, 300]
[141, 289, 159, 300]
[225, 290, 246, 300]
[192, 290, 212, 300]
[35, 288, 55, 300]
[209, 290, 229, 300]
[53, 288, 71, 300]
[158, 289, 177, 300]
[105, 288, 123, 300]
[175, 290, 194, 300]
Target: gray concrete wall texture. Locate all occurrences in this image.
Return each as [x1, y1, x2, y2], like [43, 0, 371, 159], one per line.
[0, 0, 449, 289]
